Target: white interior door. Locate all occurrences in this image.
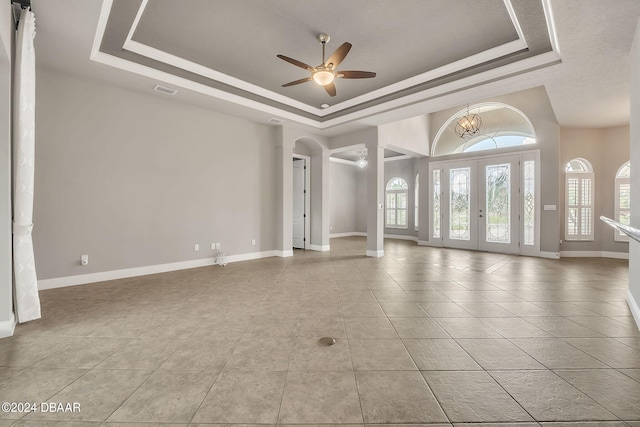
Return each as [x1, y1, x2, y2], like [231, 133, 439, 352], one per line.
[292, 159, 305, 249]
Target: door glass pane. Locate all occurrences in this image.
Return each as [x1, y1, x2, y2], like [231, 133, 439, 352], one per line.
[450, 167, 470, 240]
[433, 169, 441, 238]
[523, 160, 535, 246]
[486, 163, 511, 244]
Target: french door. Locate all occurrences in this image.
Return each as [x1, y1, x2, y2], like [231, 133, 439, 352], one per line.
[430, 152, 539, 255]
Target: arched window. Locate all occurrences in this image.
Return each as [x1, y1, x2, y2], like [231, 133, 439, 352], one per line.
[386, 177, 408, 229]
[565, 158, 594, 241]
[615, 161, 630, 242]
[414, 174, 419, 230]
[432, 103, 536, 156]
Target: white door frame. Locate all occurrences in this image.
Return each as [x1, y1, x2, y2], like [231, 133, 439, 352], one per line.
[427, 150, 541, 256]
[293, 154, 311, 250]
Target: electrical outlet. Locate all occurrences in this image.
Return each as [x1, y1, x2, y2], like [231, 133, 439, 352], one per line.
[252, 239, 256, 245]
[81, 255, 89, 266]
[194, 244, 200, 251]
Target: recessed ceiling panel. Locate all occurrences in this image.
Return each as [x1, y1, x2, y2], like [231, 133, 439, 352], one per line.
[130, 0, 519, 107]
[94, 0, 557, 126]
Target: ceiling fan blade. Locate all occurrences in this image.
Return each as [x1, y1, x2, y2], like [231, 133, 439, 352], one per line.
[282, 77, 312, 87]
[337, 71, 376, 79]
[277, 54, 314, 71]
[324, 82, 336, 97]
[325, 42, 352, 68]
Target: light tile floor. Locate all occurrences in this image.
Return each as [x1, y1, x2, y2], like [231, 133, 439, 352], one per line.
[1, 237, 640, 426]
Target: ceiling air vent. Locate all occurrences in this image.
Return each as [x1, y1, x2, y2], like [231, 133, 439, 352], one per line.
[268, 118, 284, 125]
[153, 85, 178, 95]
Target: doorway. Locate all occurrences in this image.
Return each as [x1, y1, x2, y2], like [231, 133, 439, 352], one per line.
[429, 151, 539, 255]
[292, 156, 310, 249]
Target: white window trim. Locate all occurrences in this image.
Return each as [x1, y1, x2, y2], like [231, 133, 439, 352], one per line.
[414, 174, 419, 231]
[386, 178, 409, 230]
[614, 173, 630, 242]
[565, 171, 594, 241]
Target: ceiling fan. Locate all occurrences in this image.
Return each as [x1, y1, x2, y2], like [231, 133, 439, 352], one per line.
[277, 33, 376, 97]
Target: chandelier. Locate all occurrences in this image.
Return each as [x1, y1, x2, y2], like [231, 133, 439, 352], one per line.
[454, 105, 482, 140]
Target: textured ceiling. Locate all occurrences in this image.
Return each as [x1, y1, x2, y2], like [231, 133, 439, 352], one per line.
[131, 0, 517, 104]
[31, 0, 640, 135]
[95, 0, 554, 123]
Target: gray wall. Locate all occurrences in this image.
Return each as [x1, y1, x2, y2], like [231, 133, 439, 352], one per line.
[0, 3, 12, 329]
[560, 126, 630, 254]
[34, 69, 278, 279]
[427, 86, 561, 253]
[630, 17, 640, 324]
[329, 127, 377, 151]
[378, 115, 430, 156]
[329, 161, 357, 234]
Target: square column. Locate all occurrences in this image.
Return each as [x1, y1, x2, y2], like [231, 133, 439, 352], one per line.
[366, 143, 384, 257]
[275, 128, 294, 257]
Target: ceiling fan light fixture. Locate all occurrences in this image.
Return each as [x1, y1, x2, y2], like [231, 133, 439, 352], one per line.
[356, 149, 368, 168]
[278, 33, 375, 96]
[313, 69, 335, 86]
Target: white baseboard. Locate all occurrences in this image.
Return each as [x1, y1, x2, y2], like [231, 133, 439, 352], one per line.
[627, 289, 640, 331]
[330, 233, 421, 243]
[275, 250, 293, 257]
[330, 232, 366, 238]
[560, 250, 629, 259]
[309, 244, 330, 252]
[37, 250, 280, 291]
[540, 251, 561, 259]
[384, 234, 419, 242]
[366, 249, 384, 257]
[0, 313, 16, 339]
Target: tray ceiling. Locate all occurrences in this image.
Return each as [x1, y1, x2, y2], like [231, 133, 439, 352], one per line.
[92, 0, 559, 128]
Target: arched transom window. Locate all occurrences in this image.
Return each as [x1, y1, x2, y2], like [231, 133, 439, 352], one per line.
[432, 103, 536, 156]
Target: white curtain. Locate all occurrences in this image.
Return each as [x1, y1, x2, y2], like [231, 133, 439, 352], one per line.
[13, 8, 40, 323]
